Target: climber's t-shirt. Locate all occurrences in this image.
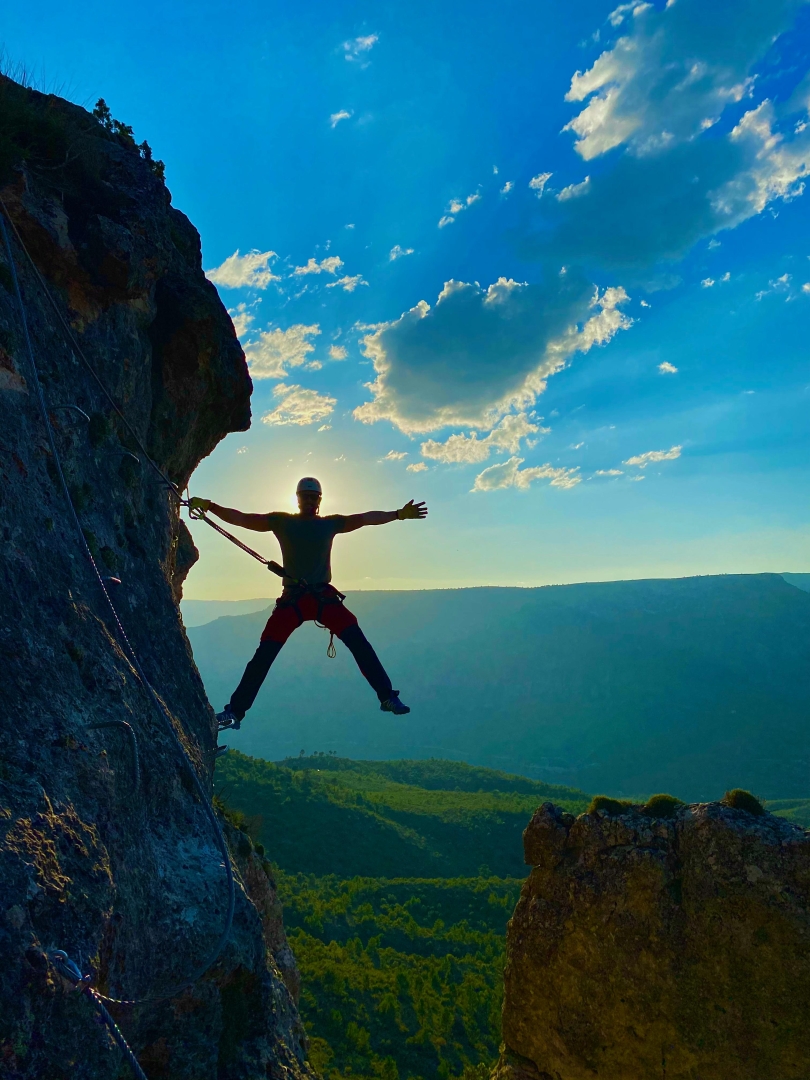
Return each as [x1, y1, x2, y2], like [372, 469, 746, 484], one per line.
[266, 513, 347, 588]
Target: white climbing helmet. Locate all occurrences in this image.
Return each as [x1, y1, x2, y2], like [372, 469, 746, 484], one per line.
[296, 476, 322, 495]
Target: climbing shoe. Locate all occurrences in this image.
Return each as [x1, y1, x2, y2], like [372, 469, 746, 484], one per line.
[215, 745, 229, 759]
[380, 692, 410, 716]
[217, 707, 241, 731]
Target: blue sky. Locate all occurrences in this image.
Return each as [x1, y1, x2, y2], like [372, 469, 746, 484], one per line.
[5, 0, 810, 596]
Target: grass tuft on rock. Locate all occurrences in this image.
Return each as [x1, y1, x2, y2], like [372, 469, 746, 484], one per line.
[722, 788, 765, 816]
[588, 795, 633, 817]
[643, 794, 684, 818]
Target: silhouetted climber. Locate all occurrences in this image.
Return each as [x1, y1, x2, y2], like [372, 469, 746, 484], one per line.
[188, 478, 428, 730]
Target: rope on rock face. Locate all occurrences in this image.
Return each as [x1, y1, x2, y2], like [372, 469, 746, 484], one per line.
[50, 951, 148, 1080]
[85, 720, 141, 790]
[0, 206, 235, 1005]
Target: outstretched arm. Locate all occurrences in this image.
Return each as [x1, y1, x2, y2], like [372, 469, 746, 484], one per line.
[188, 497, 271, 532]
[340, 499, 428, 534]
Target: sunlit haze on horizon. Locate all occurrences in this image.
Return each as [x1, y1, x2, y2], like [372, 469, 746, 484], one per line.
[6, 0, 810, 597]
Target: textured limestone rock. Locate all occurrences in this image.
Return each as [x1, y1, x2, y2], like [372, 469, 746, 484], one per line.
[0, 77, 313, 1079]
[496, 801, 810, 1080]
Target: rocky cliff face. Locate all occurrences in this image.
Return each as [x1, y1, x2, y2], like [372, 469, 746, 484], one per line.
[0, 77, 313, 1079]
[495, 801, 810, 1080]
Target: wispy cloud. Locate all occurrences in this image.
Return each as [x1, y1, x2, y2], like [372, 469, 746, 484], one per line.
[389, 245, 414, 261]
[755, 272, 793, 301]
[500, 180, 514, 195]
[330, 110, 352, 128]
[420, 413, 546, 465]
[406, 462, 428, 472]
[438, 191, 482, 227]
[556, 176, 591, 201]
[329, 345, 348, 360]
[472, 457, 580, 492]
[595, 468, 623, 476]
[343, 34, 378, 63]
[381, 450, 408, 461]
[243, 323, 320, 380]
[326, 274, 369, 292]
[529, 172, 552, 197]
[206, 249, 279, 289]
[658, 361, 678, 373]
[624, 445, 682, 468]
[293, 256, 344, 276]
[261, 383, 337, 426]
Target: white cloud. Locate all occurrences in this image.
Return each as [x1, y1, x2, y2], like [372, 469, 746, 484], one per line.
[354, 275, 631, 434]
[389, 245, 414, 261]
[326, 274, 369, 292]
[381, 450, 408, 461]
[206, 249, 279, 290]
[529, 172, 552, 196]
[557, 176, 591, 201]
[421, 413, 546, 464]
[607, 3, 652, 28]
[318, 424, 332, 431]
[229, 303, 256, 339]
[330, 110, 352, 128]
[595, 468, 623, 475]
[501, 181, 514, 194]
[294, 256, 344, 276]
[343, 34, 378, 62]
[701, 278, 715, 288]
[406, 462, 428, 472]
[538, 1, 810, 270]
[345, 223, 355, 230]
[243, 323, 320, 380]
[329, 345, 348, 360]
[624, 444, 682, 467]
[640, 299, 651, 307]
[440, 192, 481, 226]
[261, 383, 337, 426]
[720, 271, 730, 282]
[564, 0, 760, 160]
[472, 457, 581, 492]
[755, 271, 793, 300]
[658, 361, 678, 373]
[803, 282, 810, 294]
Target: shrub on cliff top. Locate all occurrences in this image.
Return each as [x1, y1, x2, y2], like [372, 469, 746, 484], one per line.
[722, 788, 765, 816]
[588, 795, 634, 817]
[642, 794, 684, 819]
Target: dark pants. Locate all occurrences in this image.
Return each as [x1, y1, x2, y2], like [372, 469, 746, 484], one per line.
[228, 589, 393, 720]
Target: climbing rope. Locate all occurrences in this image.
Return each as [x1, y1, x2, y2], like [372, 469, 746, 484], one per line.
[50, 951, 148, 1080]
[0, 206, 235, 1007]
[85, 720, 141, 790]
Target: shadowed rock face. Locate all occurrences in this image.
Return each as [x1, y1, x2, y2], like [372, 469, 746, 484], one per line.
[495, 802, 810, 1080]
[0, 78, 313, 1079]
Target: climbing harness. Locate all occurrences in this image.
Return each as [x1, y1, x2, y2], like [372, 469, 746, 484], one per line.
[49, 951, 148, 1080]
[274, 581, 347, 658]
[0, 203, 238, 1071]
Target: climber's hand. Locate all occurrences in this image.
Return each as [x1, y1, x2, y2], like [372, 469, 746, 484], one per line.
[398, 500, 428, 520]
[188, 496, 212, 514]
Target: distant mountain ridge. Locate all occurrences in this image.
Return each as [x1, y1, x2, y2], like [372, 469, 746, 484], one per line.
[190, 573, 810, 800]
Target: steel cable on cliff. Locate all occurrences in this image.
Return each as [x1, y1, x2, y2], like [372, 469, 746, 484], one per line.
[0, 206, 235, 1011]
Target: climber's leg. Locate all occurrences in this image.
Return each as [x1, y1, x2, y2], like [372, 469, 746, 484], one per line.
[223, 602, 303, 724]
[334, 618, 397, 705]
[226, 638, 285, 722]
